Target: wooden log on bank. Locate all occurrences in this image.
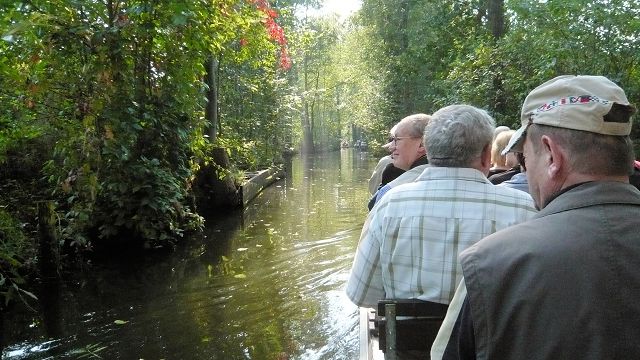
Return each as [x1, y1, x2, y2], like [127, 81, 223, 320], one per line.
[193, 147, 287, 213]
[239, 165, 284, 207]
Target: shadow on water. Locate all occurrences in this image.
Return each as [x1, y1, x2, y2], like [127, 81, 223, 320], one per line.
[2, 149, 377, 360]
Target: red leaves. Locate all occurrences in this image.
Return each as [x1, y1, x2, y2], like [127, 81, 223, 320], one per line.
[249, 0, 269, 8]
[264, 17, 286, 46]
[279, 47, 291, 70]
[249, 0, 290, 70]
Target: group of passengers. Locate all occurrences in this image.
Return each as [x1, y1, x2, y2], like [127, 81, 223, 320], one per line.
[347, 75, 640, 359]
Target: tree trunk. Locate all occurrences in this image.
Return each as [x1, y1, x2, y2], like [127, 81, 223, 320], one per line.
[204, 56, 219, 141]
[488, 0, 506, 115]
[302, 104, 314, 154]
[488, 0, 505, 39]
[35, 201, 64, 336]
[192, 147, 240, 214]
[301, 54, 315, 154]
[336, 85, 341, 142]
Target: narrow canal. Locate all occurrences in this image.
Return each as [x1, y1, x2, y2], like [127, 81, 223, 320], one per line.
[2, 149, 377, 359]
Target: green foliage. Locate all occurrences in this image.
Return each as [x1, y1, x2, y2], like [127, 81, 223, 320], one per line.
[331, 0, 640, 147]
[0, 19, 43, 163]
[0, 0, 298, 312]
[217, 49, 296, 169]
[0, 207, 35, 310]
[1, 0, 637, 315]
[95, 157, 203, 246]
[9, 0, 211, 248]
[267, 0, 640, 153]
[0, 0, 293, 254]
[445, 0, 640, 124]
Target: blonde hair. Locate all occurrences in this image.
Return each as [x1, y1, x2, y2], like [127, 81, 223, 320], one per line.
[491, 130, 515, 167]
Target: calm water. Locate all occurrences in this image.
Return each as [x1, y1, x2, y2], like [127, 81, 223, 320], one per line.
[2, 150, 376, 360]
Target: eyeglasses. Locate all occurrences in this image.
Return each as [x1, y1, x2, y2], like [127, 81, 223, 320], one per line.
[388, 136, 420, 145]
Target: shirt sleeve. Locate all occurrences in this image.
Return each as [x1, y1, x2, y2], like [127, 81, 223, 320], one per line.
[431, 280, 476, 360]
[345, 211, 385, 307]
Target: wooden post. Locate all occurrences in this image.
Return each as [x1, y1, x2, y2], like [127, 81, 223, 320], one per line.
[38, 201, 59, 277]
[385, 303, 397, 360]
[0, 309, 4, 351]
[37, 201, 63, 337]
[283, 148, 294, 178]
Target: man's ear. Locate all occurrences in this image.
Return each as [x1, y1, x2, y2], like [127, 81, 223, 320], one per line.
[541, 135, 565, 178]
[418, 141, 427, 156]
[481, 143, 492, 169]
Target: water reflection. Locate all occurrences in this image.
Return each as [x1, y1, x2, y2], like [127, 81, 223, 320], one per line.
[2, 149, 376, 359]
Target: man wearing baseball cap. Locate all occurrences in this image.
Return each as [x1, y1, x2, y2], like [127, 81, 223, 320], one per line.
[431, 75, 640, 360]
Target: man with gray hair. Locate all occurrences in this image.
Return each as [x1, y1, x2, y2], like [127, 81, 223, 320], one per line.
[367, 113, 430, 210]
[346, 105, 536, 310]
[432, 75, 640, 360]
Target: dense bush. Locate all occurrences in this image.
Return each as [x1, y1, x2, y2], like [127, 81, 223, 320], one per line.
[0, 207, 35, 310]
[0, 0, 295, 307]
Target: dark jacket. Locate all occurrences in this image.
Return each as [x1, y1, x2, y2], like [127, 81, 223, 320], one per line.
[488, 166, 520, 185]
[380, 162, 406, 187]
[368, 155, 428, 210]
[449, 182, 640, 360]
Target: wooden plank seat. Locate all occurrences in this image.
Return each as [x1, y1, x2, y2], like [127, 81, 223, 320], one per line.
[373, 299, 448, 357]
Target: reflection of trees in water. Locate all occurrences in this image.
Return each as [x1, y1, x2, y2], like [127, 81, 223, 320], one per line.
[40, 276, 63, 340]
[2, 150, 376, 359]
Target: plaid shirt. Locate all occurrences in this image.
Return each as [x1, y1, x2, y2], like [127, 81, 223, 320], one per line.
[346, 167, 537, 307]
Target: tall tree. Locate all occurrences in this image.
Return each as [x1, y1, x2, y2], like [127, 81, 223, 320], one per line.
[488, 0, 507, 114]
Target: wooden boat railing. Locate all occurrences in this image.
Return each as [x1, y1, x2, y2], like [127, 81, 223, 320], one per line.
[360, 299, 448, 360]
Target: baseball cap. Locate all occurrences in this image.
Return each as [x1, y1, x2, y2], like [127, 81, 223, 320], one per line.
[502, 75, 634, 155]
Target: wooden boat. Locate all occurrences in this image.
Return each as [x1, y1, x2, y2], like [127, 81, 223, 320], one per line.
[359, 299, 448, 360]
[360, 307, 384, 360]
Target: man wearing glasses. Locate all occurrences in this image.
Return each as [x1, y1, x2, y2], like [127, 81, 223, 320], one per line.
[367, 113, 430, 210]
[432, 75, 640, 360]
[387, 114, 429, 171]
[347, 104, 536, 314]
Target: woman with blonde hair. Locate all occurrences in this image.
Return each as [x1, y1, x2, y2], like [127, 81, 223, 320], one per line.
[488, 129, 516, 177]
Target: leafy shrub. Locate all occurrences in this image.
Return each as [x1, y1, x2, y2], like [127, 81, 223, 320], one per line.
[0, 208, 36, 310]
[94, 156, 203, 248]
